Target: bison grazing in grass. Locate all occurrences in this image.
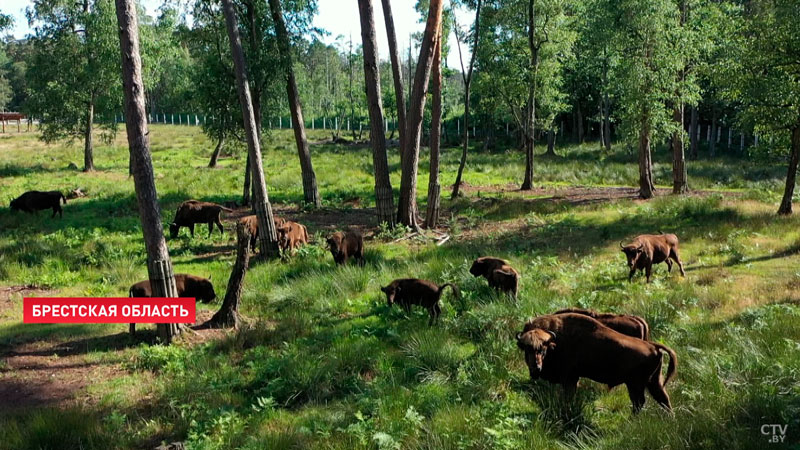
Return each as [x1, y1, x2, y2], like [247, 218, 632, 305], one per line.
[10, 190, 67, 218]
[239, 214, 287, 252]
[516, 313, 677, 413]
[277, 221, 309, 254]
[553, 308, 650, 340]
[469, 256, 519, 298]
[381, 278, 459, 326]
[169, 200, 233, 239]
[621, 233, 686, 283]
[128, 274, 216, 335]
[327, 230, 364, 266]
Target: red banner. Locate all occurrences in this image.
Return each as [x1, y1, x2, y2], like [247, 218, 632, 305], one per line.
[23, 298, 196, 324]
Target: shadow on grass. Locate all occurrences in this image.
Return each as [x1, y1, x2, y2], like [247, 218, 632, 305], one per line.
[2, 329, 156, 358]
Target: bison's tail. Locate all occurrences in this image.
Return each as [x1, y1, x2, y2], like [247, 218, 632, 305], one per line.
[220, 206, 234, 213]
[654, 343, 677, 386]
[633, 316, 651, 340]
[439, 283, 460, 300]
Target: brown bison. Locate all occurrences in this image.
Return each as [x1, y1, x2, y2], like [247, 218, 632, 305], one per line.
[128, 274, 217, 334]
[553, 308, 650, 340]
[469, 257, 519, 298]
[381, 278, 459, 326]
[169, 200, 233, 239]
[239, 214, 286, 251]
[620, 233, 686, 283]
[516, 313, 677, 413]
[10, 190, 67, 218]
[327, 230, 364, 266]
[277, 221, 309, 253]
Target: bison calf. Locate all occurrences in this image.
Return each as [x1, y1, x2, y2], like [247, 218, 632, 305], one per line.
[10, 190, 67, 218]
[553, 307, 650, 340]
[169, 200, 233, 239]
[621, 233, 686, 283]
[469, 256, 519, 298]
[516, 313, 677, 413]
[128, 274, 216, 335]
[277, 221, 309, 254]
[381, 278, 459, 326]
[327, 230, 364, 266]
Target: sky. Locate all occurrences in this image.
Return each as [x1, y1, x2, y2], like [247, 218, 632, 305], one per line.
[2, 0, 469, 69]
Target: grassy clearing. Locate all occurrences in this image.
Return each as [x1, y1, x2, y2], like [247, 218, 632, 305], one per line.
[0, 126, 799, 449]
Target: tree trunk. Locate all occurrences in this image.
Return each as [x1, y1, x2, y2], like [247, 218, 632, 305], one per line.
[672, 104, 688, 194]
[545, 128, 556, 156]
[381, 0, 407, 158]
[638, 114, 655, 199]
[778, 126, 800, 215]
[709, 107, 717, 157]
[242, 153, 251, 206]
[520, 0, 536, 191]
[83, 96, 95, 172]
[603, 93, 611, 150]
[425, 25, 442, 228]
[222, 0, 280, 258]
[576, 103, 584, 143]
[397, 0, 443, 227]
[114, 0, 180, 343]
[268, 0, 322, 208]
[208, 135, 225, 168]
[205, 222, 251, 329]
[689, 106, 698, 160]
[358, 0, 395, 227]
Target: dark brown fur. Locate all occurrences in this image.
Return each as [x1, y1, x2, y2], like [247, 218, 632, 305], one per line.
[516, 313, 677, 413]
[381, 278, 459, 326]
[10, 190, 67, 218]
[621, 233, 686, 283]
[553, 308, 650, 340]
[327, 230, 364, 266]
[277, 221, 309, 253]
[239, 215, 286, 251]
[128, 274, 216, 334]
[169, 200, 233, 238]
[469, 256, 519, 297]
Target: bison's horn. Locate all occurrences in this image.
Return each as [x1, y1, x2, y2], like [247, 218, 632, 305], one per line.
[545, 330, 556, 340]
[515, 332, 523, 341]
[619, 241, 625, 249]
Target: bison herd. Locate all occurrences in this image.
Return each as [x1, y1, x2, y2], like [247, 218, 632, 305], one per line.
[9, 191, 689, 414]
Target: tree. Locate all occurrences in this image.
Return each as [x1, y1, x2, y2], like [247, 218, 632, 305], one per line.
[0, 13, 14, 111]
[725, 0, 800, 215]
[206, 222, 251, 328]
[396, 0, 444, 227]
[450, 0, 482, 199]
[113, 0, 180, 343]
[381, 0, 407, 156]
[268, 0, 322, 208]
[357, 0, 395, 227]
[221, 0, 280, 257]
[425, 23, 443, 227]
[27, 0, 121, 172]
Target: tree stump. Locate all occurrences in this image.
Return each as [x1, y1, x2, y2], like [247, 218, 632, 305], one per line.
[205, 222, 251, 329]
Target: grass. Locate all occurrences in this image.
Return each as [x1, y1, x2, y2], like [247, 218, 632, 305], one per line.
[0, 125, 799, 449]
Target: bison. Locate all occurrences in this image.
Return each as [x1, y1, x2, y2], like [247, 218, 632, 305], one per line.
[239, 214, 286, 251]
[10, 190, 67, 218]
[620, 233, 686, 283]
[277, 221, 309, 254]
[469, 256, 519, 298]
[327, 230, 364, 266]
[169, 200, 233, 239]
[553, 307, 650, 340]
[516, 312, 677, 413]
[127, 274, 216, 335]
[381, 278, 459, 326]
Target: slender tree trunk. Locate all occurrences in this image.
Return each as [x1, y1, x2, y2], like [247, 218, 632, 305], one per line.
[450, 0, 482, 199]
[268, 0, 322, 207]
[425, 25, 442, 228]
[778, 126, 800, 215]
[638, 113, 655, 199]
[84, 96, 95, 172]
[709, 107, 717, 157]
[672, 104, 688, 194]
[576, 104, 584, 143]
[242, 153, 252, 206]
[689, 106, 698, 160]
[520, 0, 536, 191]
[208, 135, 225, 168]
[222, 0, 280, 258]
[205, 222, 250, 328]
[358, 0, 395, 227]
[397, 0, 443, 227]
[603, 93, 611, 150]
[114, 0, 180, 343]
[546, 128, 556, 156]
[381, 0, 407, 158]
